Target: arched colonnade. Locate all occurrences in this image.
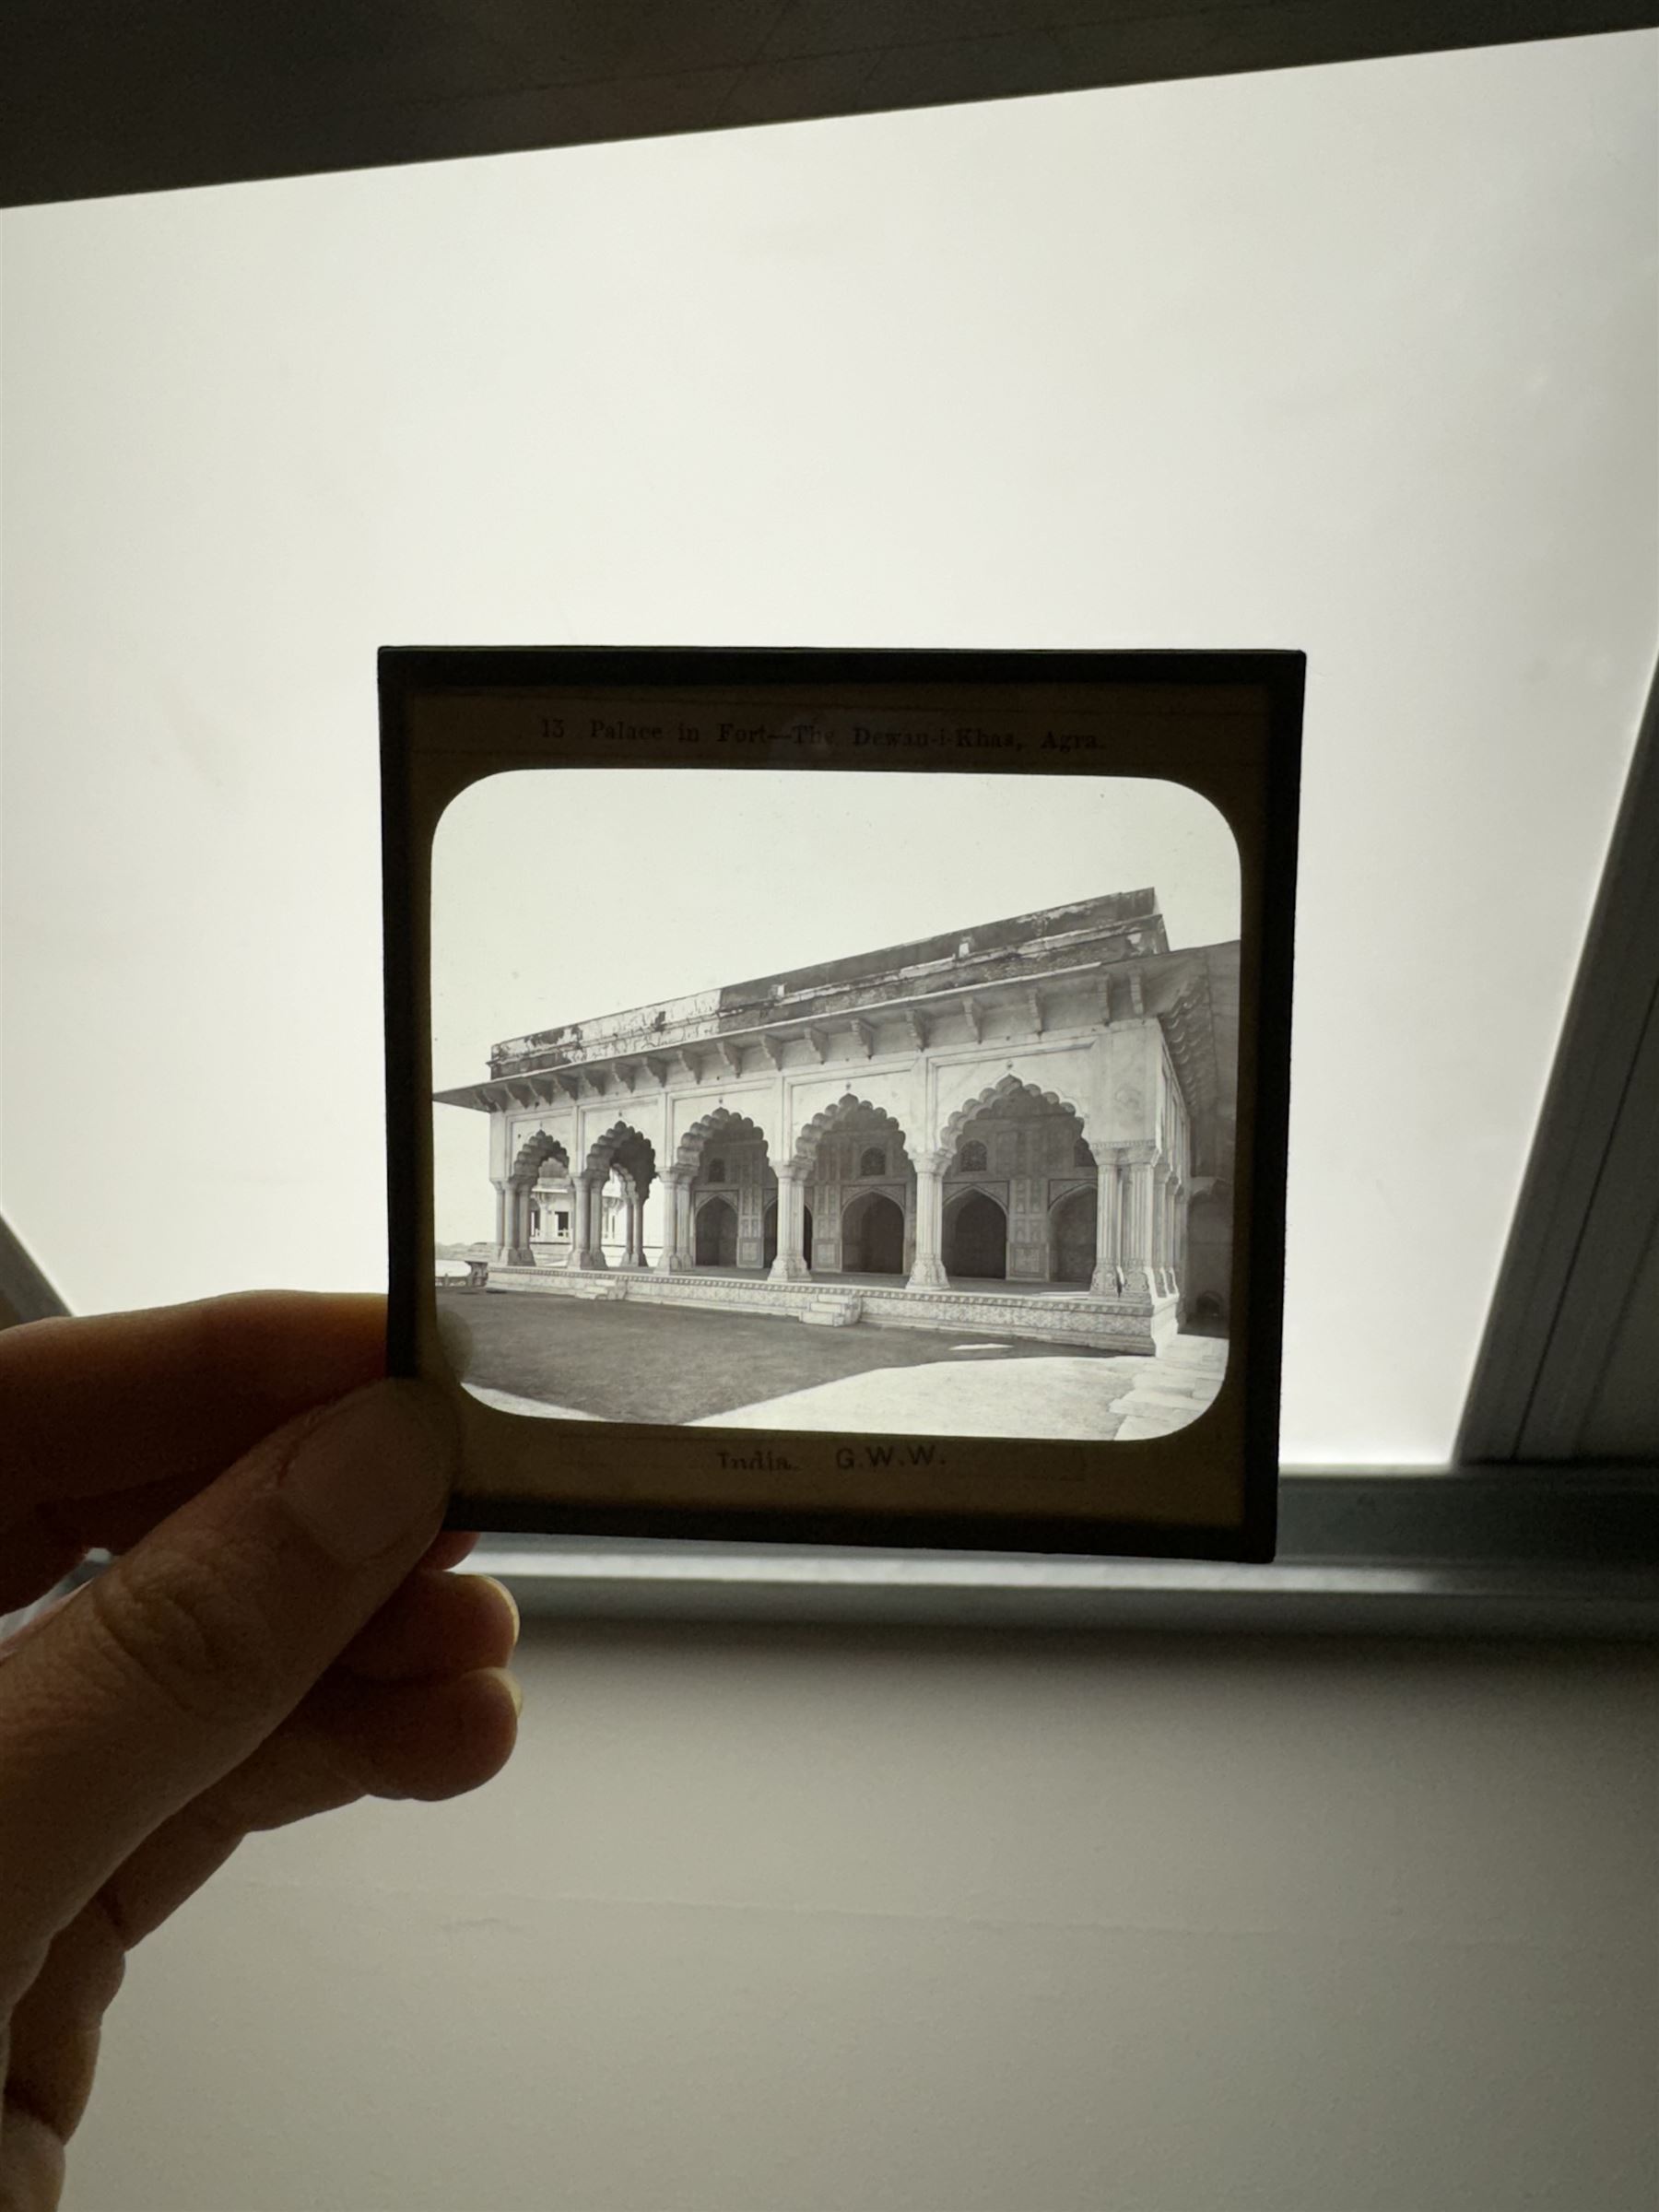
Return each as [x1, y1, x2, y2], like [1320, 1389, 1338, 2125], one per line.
[507, 1080, 1192, 1302]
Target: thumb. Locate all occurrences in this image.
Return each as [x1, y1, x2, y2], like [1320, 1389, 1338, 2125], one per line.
[0, 1379, 455, 1997]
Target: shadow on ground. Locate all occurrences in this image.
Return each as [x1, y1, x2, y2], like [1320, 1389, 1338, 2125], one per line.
[441, 1285, 1138, 1426]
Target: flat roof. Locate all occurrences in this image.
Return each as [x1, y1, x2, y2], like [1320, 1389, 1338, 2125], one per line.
[489, 889, 1169, 1077]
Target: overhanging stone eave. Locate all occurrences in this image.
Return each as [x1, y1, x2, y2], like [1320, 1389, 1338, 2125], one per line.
[432, 1082, 506, 1112]
[486, 957, 1131, 1087]
[441, 939, 1239, 1111]
[1134, 939, 1239, 994]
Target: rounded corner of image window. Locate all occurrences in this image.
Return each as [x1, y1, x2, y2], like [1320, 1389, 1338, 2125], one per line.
[426, 734, 1241, 1453]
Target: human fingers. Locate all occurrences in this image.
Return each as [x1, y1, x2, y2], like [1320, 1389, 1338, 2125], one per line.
[0, 1494, 477, 1622]
[100, 1665, 523, 1949]
[0, 1312, 481, 1618]
[5, 1667, 519, 2160]
[1, 1474, 219, 1616]
[0, 1512, 87, 1618]
[0, 1291, 386, 1516]
[419, 1527, 480, 1574]
[3, 1562, 514, 1691]
[337, 1567, 519, 1683]
[0, 1377, 455, 2017]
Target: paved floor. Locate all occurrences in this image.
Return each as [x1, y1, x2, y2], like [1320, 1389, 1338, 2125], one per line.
[697, 1332, 1227, 1440]
[1107, 1333, 1230, 1439]
[695, 1357, 1132, 1439]
[442, 1285, 1225, 1436]
[441, 1284, 1130, 1425]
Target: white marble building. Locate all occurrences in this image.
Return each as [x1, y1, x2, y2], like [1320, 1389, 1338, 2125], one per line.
[435, 891, 1236, 1354]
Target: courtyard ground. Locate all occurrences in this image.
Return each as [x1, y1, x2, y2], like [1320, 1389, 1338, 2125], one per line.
[438, 1286, 1224, 1437]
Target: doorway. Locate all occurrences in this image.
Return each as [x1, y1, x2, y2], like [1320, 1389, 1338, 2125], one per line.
[694, 1195, 738, 1267]
[944, 1189, 1006, 1279]
[841, 1190, 904, 1275]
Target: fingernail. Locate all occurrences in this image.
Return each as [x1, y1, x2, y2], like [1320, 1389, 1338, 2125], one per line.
[276, 1381, 457, 1566]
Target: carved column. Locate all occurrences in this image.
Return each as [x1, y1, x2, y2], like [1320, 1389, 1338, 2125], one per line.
[1165, 1171, 1181, 1294]
[651, 1179, 677, 1272]
[492, 1182, 509, 1260]
[564, 1173, 589, 1270]
[1089, 1155, 1122, 1297]
[587, 1172, 612, 1269]
[630, 1183, 651, 1268]
[654, 1172, 694, 1273]
[1118, 1147, 1157, 1300]
[567, 1171, 606, 1270]
[678, 1179, 697, 1269]
[501, 1182, 535, 1267]
[770, 1165, 811, 1282]
[907, 1156, 948, 1288]
[615, 1180, 641, 1269]
[1167, 1171, 1181, 1293]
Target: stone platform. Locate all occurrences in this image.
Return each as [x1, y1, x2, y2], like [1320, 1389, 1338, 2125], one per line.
[483, 1263, 1178, 1356]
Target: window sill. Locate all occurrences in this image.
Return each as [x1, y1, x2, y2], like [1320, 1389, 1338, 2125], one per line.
[474, 1468, 1659, 1641]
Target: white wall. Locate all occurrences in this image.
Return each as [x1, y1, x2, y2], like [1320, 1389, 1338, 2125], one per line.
[64, 1623, 1659, 2212]
[3, 33, 1656, 1465]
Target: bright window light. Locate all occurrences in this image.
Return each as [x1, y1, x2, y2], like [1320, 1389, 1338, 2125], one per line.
[2, 31, 1654, 1467]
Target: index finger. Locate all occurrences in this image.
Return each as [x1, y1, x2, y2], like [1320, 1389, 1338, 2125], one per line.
[1, 1291, 389, 1512]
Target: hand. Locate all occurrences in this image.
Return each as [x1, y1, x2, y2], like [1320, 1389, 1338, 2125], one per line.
[0, 1292, 520, 2210]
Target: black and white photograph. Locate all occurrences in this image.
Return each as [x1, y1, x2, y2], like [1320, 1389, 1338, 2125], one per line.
[432, 781, 1240, 1444]
[384, 649, 1298, 1554]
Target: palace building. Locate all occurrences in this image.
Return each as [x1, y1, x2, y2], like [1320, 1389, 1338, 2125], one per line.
[434, 890, 1237, 1355]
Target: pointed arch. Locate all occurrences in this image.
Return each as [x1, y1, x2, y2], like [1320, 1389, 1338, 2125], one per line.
[937, 1073, 1090, 1157]
[693, 1193, 739, 1267]
[675, 1105, 771, 1178]
[509, 1131, 570, 1188]
[584, 1119, 657, 1194]
[841, 1189, 906, 1275]
[943, 1186, 1007, 1280]
[789, 1093, 914, 1176]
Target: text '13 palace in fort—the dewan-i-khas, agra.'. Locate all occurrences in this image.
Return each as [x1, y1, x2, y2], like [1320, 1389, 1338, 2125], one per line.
[434, 890, 1237, 1356]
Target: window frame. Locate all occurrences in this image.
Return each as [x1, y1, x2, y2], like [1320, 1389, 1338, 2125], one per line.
[472, 653, 1659, 1638]
[3, 10, 1654, 1641]
[5, 693, 1654, 1640]
[1458, 665, 1659, 1467]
